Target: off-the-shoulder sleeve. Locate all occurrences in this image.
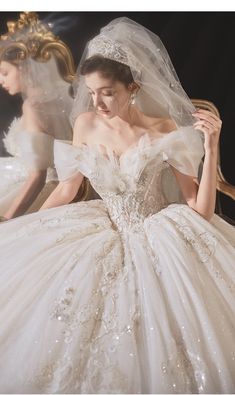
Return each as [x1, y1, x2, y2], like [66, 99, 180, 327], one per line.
[15, 131, 54, 170]
[54, 140, 82, 181]
[162, 126, 204, 177]
[159, 126, 204, 205]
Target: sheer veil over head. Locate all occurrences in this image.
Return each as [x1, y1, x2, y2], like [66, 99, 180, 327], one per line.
[72, 17, 199, 127]
[71, 17, 204, 203]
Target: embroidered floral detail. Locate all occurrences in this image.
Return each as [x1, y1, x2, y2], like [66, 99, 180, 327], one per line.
[159, 206, 217, 263]
[100, 164, 167, 233]
[41, 235, 140, 393]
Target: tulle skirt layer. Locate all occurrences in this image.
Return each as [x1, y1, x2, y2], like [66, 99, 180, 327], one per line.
[0, 200, 235, 393]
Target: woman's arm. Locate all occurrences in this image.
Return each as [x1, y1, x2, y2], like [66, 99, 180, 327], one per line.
[40, 114, 89, 210]
[3, 170, 47, 219]
[172, 109, 222, 221]
[40, 172, 84, 210]
[41, 113, 92, 211]
[2, 101, 50, 220]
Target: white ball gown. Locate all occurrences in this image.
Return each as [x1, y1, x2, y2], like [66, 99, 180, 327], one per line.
[0, 126, 235, 394]
[0, 117, 58, 215]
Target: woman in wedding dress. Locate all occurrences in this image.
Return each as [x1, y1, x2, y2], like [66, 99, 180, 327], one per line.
[0, 17, 235, 394]
[0, 13, 73, 220]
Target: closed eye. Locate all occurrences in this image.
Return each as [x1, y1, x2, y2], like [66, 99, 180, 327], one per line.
[102, 92, 113, 97]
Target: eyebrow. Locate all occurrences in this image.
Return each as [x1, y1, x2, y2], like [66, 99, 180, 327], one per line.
[86, 85, 113, 91]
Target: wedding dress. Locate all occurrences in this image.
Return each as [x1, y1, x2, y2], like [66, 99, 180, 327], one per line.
[0, 117, 58, 215]
[0, 126, 234, 394]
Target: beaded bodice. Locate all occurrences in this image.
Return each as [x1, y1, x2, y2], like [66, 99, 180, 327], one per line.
[90, 154, 169, 232]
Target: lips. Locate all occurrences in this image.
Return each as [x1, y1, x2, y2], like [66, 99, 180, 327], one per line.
[98, 109, 110, 114]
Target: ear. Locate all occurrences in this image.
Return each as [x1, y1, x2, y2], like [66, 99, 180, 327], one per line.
[128, 81, 140, 93]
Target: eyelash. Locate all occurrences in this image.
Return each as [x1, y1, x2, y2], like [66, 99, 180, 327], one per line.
[88, 91, 114, 97]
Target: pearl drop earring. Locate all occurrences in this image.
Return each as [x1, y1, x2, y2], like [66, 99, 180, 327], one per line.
[130, 92, 136, 105]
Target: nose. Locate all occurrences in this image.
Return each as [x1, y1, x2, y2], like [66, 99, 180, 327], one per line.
[93, 93, 103, 108]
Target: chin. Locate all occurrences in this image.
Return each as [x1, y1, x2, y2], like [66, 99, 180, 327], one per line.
[10, 86, 21, 95]
[97, 110, 113, 118]
[103, 112, 115, 118]
[7, 89, 16, 95]
[104, 113, 114, 119]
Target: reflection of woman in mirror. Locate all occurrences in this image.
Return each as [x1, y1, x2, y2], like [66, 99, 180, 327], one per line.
[0, 13, 73, 221]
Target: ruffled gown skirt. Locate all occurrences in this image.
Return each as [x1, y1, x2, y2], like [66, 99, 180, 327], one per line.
[0, 200, 235, 393]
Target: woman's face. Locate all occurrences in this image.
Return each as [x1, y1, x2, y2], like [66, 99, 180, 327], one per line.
[85, 71, 132, 118]
[0, 61, 22, 95]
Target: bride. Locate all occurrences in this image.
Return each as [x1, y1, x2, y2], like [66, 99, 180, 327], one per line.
[0, 17, 234, 394]
[0, 12, 73, 220]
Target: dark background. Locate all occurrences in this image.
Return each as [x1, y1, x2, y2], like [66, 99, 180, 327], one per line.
[0, 11, 234, 220]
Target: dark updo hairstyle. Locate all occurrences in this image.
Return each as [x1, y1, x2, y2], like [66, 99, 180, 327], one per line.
[0, 45, 23, 66]
[80, 55, 134, 87]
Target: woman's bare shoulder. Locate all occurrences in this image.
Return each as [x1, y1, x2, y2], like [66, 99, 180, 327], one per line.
[73, 112, 97, 146]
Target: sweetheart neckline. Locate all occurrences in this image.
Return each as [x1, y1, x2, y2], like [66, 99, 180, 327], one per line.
[78, 132, 165, 162]
[55, 125, 199, 165]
